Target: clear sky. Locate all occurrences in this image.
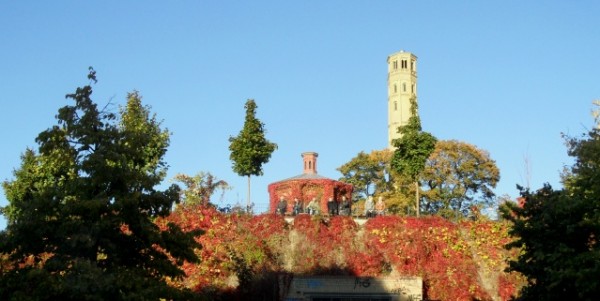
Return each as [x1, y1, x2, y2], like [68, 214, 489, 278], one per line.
[1, 1, 599, 229]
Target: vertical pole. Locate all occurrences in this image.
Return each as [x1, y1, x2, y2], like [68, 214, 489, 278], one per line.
[247, 175, 251, 214]
[415, 181, 420, 217]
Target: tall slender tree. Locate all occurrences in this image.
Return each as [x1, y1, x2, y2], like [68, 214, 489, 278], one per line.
[0, 70, 200, 300]
[229, 99, 277, 213]
[391, 97, 437, 217]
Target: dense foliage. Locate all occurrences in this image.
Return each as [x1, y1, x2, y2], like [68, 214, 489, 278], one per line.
[337, 149, 417, 215]
[339, 141, 500, 218]
[391, 97, 437, 183]
[159, 205, 288, 300]
[502, 122, 600, 300]
[421, 140, 500, 219]
[337, 150, 393, 200]
[163, 206, 524, 300]
[0, 71, 200, 300]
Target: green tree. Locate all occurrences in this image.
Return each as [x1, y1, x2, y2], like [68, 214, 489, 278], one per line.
[421, 140, 500, 219]
[337, 148, 432, 216]
[391, 97, 437, 217]
[502, 119, 600, 300]
[173, 172, 230, 207]
[229, 99, 277, 212]
[0, 70, 200, 300]
[337, 150, 392, 200]
[382, 175, 418, 216]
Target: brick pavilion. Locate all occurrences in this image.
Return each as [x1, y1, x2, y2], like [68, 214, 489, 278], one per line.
[267, 152, 353, 214]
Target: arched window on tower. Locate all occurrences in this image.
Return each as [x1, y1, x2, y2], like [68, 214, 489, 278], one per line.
[394, 84, 397, 93]
[393, 61, 398, 70]
[403, 83, 407, 92]
[412, 84, 415, 93]
[394, 101, 397, 111]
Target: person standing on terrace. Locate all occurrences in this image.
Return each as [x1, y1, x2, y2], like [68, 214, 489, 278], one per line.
[307, 197, 319, 215]
[375, 196, 386, 216]
[276, 196, 287, 215]
[364, 196, 375, 218]
[327, 197, 338, 216]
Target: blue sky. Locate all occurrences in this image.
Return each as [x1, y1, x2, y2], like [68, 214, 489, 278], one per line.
[1, 1, 598, 228]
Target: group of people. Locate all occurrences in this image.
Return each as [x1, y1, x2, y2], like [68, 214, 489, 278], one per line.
[363, 195, 386, 218]
[327, 196, 352, 216]
[275, 196, 352, 216]
[276, 195, 386, 218]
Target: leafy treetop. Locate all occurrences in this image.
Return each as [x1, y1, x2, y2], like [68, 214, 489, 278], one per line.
[391, 97, 437, 181]
[0, 69, 200, 300]
[421, 140, 500, 219]
[228, 99, 277, 178]
[173, 172, 229, 207]
[502, 109, 600, 300]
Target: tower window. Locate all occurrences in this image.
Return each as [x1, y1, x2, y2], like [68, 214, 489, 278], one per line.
[393, 60, 398, 70]
[394, 84, 397, 93]
[401, 60, 408, 69]
[411, 60, 414, 71]
[412, 84, 415, 93]
[403, 83, 407, 92]
[394, 101, 397, 111]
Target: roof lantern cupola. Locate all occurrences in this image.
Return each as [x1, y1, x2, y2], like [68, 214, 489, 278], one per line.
[302, 152, 318, 174]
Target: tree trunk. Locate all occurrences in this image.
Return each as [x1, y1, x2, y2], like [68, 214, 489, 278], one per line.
[247, 175, 251, 214]
[415, 181, 420, 217]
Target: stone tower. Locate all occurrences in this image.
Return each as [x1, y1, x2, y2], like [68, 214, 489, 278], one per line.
[387, 50, 417, 148]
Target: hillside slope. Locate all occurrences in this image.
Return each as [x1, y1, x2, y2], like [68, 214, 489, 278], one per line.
[160, 206, 525, 300]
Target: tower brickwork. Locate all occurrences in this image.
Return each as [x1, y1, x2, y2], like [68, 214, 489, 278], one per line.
[302, 152, 318, 174]
[387, 51, 417, 148]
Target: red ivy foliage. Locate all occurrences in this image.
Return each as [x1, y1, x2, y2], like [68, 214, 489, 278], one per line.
[157, 206, 523, 300]
[288, 215, 362, 275]
[363, 216, 489, 300]
[246, 214, 288, 238]
[268, 178, 353, 213]
[461, 220, 525, 300]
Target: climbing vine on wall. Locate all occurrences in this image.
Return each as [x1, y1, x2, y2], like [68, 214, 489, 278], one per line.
[268, 179, 353, 213]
